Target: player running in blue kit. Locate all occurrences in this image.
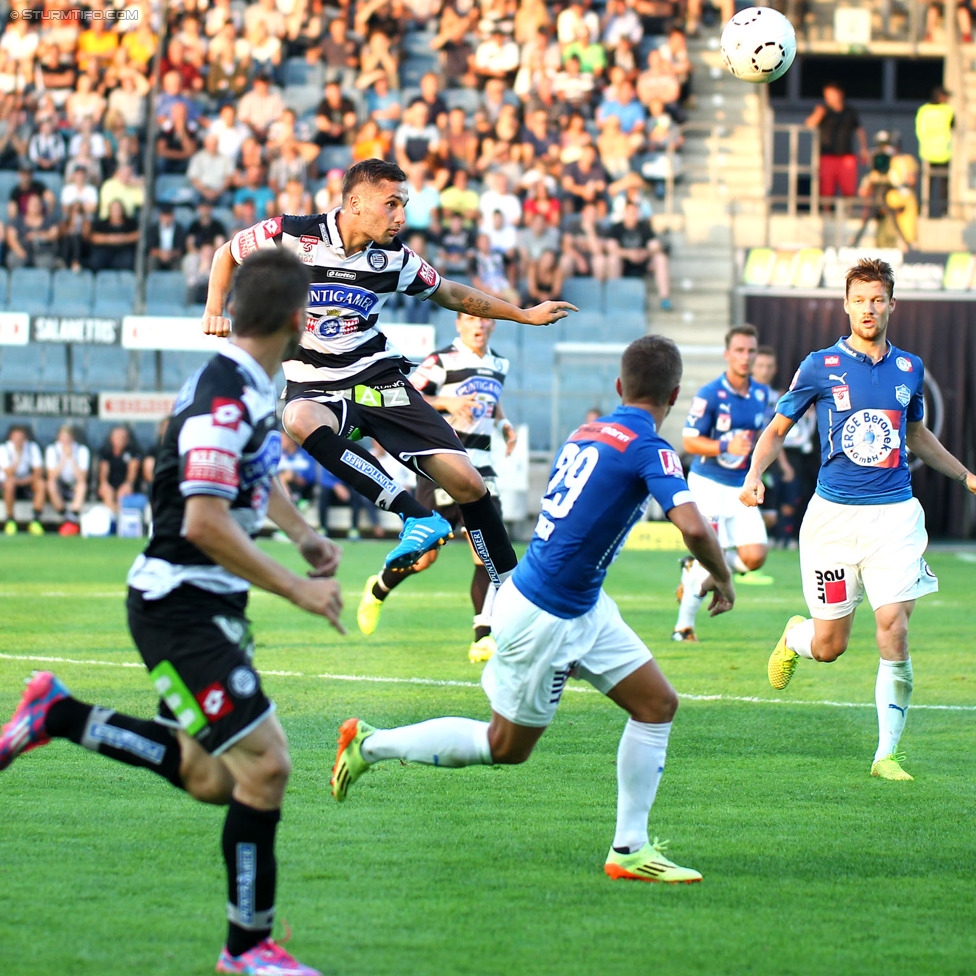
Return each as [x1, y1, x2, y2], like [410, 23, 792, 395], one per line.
[672, 324, 773, 642]
[331, 335, 736, 883]
[741, 258, 976, 781]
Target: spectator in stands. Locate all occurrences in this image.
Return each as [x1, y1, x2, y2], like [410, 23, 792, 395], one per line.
[471, 229, 520, 305]
[432, 210, 475, 275]
[266, 107, 318, 164]
[554, 54, 596, 115]
[418, 72, 449, 132]
[645, 96, 683, 154]
[479, 77, 511, 126]
[662, 26, 692, 103]
[562, 142, 609, 212]
[275, 175, 313, 216]
[232, 163, 276, 220]
[61, 162, 99, 215]
[522, 176, 562, 227]
[519, 211, 564, 299]
[474, 26, 520, 86]
[88, 198, 139, 272]
[269, 139, 309, 195]
[313, 167, 344, 212]
[187, 131, 236, 204]
[314, 79, 358, 148]
[1, 424, 45, 536]
[185, 199, 228, 254]
[8, 165, 54, 220]
[597, 78, 647, 144]
[1, 15, 39, 77]
[277, 433, 318, 508]
[394, 99, 442, 169]
[119, 16, 159, 73]
[26, 116, 65, 173]
[561, 200, 613, 281]
[106, 67, 151, 133]
[182, 241, 216, 304]
[805, 82, 869, 207]
[205, 0, 242, 38]
[562, 22, 607, 80]
[6, 192, 60, 270]
[364, 73, 402, 139]
[146, 203, 188, 272]
[237, 72, 284, 143]
[596, 114, 638, 182]
[35, 42, 77, 107]
[205, 23, 252, 106]
[98, 163, 145, 219]
[439, 167, 481, 225]
[208, 102, 251, 163]
[45, 0, 82, 59]
[603, 0, 643, 50]
[605, 199, 671, 310]
[0, 94, 30, 170]
[140, 417, 169, 503]
[157, 70, 202, 125]
[519, 107, 560, 170]
[156, 98, 200, 176]
[321, 16, 360, 89]
[67, 117, 109, 174]
[432, 0, 478, 88]
[403, 161, 442, 240]
[557, 0, 601, 46]
[636, 46, 681, 114]
[316, 465, 354, 538]
[175, 13, 208, 67]
[350, 118, 388, 162]
[355, 0, 404, 48]
[245, 0, 288, 39]
[442, 106, 479, 172]
[45, 424, 89, 536]
[246, 20, 284, 85]
[96, 425, 141, 516]
[515, 0, 553, 44]
[161, 36, 205, 93]
[64, 73, 107, 130]
[59, 202, 90, 272]
[357, 28, 399, 91]
[915, 86, 953, 218]
[478, 168, 522, 233]
[76, 18, 119, 74]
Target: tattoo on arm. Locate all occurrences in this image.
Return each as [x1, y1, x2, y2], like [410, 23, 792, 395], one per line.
[460, 294, 492, 315]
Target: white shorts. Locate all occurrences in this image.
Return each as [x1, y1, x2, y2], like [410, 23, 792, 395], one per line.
[481, 581, 651, 728]
[799, 494, 938, 620]
[687, 471, 768, 549]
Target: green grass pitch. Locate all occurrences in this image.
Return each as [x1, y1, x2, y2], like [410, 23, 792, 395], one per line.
[1, 537, 974, 976]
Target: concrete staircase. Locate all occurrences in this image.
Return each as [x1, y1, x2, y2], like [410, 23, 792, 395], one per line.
[649, 31, 765, 441]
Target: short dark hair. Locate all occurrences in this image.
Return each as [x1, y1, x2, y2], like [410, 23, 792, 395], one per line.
[845, 257, 895, 300]
[342, 159, 406, 201]
[231, 250, 310, 338]
[725, 323, 758, 348]
[620, 334, 682, 405]
[756, 344, 776, 358]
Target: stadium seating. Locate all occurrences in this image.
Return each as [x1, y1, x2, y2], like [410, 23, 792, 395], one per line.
[316, 144, 353, 173]
[602, 277, 647, 316]
[283, 84, 322, 117]
[92, 270, 136, 316]
[0, 170, 20, 210]
[34, 171, 63, 205]
[402, 30, 437, 57]
[283, 56, 311, 86]
[145, 270, 188, 315]
[0, 343, 67, 391]
[399, 54, 439, 89]
[557, 310, 607, 343]
[9, 267, 52, 315]
[0, 267, 8, 308]
[155, 173, 195, 205]
[74, 344, 133, 392]
[560, 276, 603, 316]
[49, 268, 94, 316]
[444, 88, 482, 115]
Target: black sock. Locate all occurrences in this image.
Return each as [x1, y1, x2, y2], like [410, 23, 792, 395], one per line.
[46, 698, 184, 789]
[377, 564, 417, 597]
[223, 799, 281, 957]
[302, 426, 428, 518]
[458, 493, 517, 584]
[470, 564, 491, 617]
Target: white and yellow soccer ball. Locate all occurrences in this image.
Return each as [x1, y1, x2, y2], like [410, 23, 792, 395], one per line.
[720, 6, 796, 84]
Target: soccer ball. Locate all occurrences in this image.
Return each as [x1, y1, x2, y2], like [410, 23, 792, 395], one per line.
[720, 6, 796, 84]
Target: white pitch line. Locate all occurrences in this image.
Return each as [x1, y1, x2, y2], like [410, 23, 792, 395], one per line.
[1, 652, 974, 712]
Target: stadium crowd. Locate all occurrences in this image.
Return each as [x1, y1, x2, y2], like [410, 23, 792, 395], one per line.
[0, 0, 699, 310]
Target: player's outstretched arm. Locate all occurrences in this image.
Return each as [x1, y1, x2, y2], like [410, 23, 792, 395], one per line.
[267, 478, 343, 578]
[431, 276, 577, 326]
[201, 241, 237, 337]
[184, 493, 345, 632]
[740, 413, 794, 507]
[668, 501, 735, 616]
[905, 422, 975, 493]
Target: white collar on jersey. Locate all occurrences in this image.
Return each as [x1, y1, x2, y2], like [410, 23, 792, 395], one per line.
[219, 342, 276, 398]
[321, 206, 387, 260]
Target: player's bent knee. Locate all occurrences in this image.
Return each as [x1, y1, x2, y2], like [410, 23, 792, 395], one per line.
[282, 401, 338, 442]
[488, 740, 534, 765]
[811, 641, 847, 663]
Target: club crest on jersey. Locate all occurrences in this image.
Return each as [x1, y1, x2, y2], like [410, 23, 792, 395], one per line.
[367, 249, 388, 271]
[831, 385, 851, 411]
[896, 356, 913, 372]
[894, 384, 911, 407]
[824, 355, 840, 366]
[841, 409, 901, 467]
[715, 413, 732, 432]
[239, 430, 281, 487]
[658, 448, 683, 477]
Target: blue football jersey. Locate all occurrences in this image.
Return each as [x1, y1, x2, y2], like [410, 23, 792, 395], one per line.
[683, 376, 772, 487]
[513, 406, 694, 618]
[775, 338, 924, 505]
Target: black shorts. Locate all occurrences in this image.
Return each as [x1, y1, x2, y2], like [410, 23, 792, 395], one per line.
[284, 372, 467, 477]
[127, 585, 273, 756]
[415, 465, 502, 530]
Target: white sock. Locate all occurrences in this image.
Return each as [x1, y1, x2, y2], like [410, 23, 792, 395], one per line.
[785, 618, 816, 659]
[874, 658, 913, 761]
[361, 718, 493, 767]
[473, 579, 497, 631]
[674, 560, 708, 631]
[725, 551, 751, 575]
[612, 719, 672, 853]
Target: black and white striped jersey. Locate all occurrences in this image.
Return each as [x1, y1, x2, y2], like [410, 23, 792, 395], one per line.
[127, 344, 280, 599]
[229, 208, 442, 390]
[410, 339, 510, 469]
